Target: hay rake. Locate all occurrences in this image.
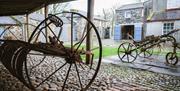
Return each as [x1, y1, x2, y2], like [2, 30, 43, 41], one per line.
[0, 12, 102, 91]
[117, 29, 180, 65]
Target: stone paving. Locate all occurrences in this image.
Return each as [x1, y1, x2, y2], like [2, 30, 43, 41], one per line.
[1, 54, 180, 90]
[0, 39, 180, 91]
[102, 55, 180, 76]
[99, 53, 180, 91]
[0, 62, 155, 91]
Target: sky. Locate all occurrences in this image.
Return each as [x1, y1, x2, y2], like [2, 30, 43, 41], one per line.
[68, 0, 143, 15]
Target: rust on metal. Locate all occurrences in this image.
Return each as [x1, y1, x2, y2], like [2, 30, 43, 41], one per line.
[0, 12, 102, 91]
[118, 29, 180, 65]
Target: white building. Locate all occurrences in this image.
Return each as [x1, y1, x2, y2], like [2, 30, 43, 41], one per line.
[144, 0, 180, 42]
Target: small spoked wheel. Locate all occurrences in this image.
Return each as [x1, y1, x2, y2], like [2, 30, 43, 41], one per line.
[139, 46, 153, 58]
[117, 42, 137, 63]
[23, 12, 102, 90]
[166, 52, 178, 65]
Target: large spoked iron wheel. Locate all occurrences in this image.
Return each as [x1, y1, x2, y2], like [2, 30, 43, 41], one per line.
[117, 42, 138, 63]
[23, 12, 102, 91]
[166, 52, 178, 65]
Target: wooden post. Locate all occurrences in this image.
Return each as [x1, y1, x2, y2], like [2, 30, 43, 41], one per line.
[26, 14, 29, 42]
[44, 5, 48, 43]
[86, 0, 94, 64]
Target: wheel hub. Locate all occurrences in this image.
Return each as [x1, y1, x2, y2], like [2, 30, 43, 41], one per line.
[65, 52, 82, 64]
[125, 51, 131, 54]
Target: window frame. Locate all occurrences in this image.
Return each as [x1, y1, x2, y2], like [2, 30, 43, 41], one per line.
[124, 11, 131, 18]
[162, 22, 174, 35]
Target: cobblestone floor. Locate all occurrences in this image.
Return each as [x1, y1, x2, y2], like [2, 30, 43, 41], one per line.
[1, 61, 180, 91]
[0, 63, 154, 91]
[99, 63, 180, 91]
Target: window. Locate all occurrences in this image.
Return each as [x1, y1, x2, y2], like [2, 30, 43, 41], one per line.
[163, 22, 174, 34]
[124, 11, 131, 18]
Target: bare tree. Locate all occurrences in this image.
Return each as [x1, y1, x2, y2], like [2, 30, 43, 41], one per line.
[102, 6, 117, 37]
[49, 3, 69, 14]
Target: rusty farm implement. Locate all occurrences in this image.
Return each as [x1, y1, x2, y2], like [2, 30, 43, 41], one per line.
[117, 29, 180, 65]
[0, 12, 102, 91]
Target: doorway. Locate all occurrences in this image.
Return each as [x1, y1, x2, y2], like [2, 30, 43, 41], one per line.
[121, 25, 134, 39]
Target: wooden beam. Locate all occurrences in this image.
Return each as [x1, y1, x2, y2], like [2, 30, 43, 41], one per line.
[26, 14, 29, 42]
[44, 5, 48, 43]
[86, 0, 94, 64]
[0, 0, 76, 16]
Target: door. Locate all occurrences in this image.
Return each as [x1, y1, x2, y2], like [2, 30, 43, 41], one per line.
[114, 25, 121, 40]
[134, 23, 142, 41]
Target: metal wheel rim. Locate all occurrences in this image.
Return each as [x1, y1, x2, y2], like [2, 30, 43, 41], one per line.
[25, 12, 102, 90]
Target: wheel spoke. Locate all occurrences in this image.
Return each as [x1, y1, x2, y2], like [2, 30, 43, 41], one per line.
[32, 22, 52, 42]
[75, 26, 93, 52]
[129, 45, 133, 50]
[46, 24, 68, 53]
[74, 63, 83, 89]
[36, 62, 67, 88]
[130, 54, 136, 58]
[62, 64, 72, 90]
[119, 50, 125, 53]
[78, 62, 85, 70]
[146, 50, 151, 55]
[127, 43, 130, 51]
[27, 55, 35, 68]
[78, 61, 95, 71]
[122, 44, 126, 51]
[30, 56, 46, 70]
[41, 30, 47, 42]
[8, 29, 19, 40]
[127, 54, 130, 62]
[0, 26, 11, 37]
[121, 54, 127, 59]
[73, 22, 88, 47]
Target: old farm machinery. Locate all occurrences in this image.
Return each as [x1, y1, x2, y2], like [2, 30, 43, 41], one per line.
[117, 29, 180, 65]
[0, 12, 102, 90]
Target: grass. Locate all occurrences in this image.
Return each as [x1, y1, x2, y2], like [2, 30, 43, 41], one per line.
[74, 43, 180, 59]
[93, 46, 119, 58]
[92, 46, 125, 59]
[92, 46, 180, 59]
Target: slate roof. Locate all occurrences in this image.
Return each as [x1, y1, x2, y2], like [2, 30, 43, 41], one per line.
[147, 9, 180, 22]
[117, 3, 143, 10]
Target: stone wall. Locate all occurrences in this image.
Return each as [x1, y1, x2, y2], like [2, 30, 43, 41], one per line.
[116, 8, 143, 24]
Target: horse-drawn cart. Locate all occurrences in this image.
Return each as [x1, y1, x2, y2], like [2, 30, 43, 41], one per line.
[117, 29, 180, 65]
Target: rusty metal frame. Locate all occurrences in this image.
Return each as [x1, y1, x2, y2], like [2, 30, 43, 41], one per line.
[118, 29, 180, 64]
[0, 11, 102, 91]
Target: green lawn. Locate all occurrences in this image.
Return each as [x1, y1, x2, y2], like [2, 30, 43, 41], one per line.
[93, 46, 119, 59]
[92, 46, 180, 59]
